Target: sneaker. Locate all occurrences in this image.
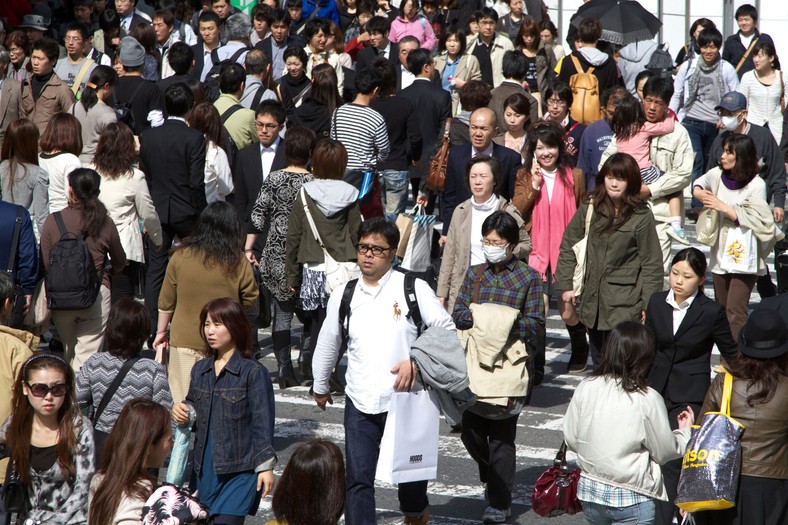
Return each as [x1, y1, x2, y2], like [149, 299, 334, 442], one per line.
[482, 506, 511, 523]
[667, 226, 690, 245]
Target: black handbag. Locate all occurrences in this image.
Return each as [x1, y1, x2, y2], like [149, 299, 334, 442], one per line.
[3, 456, 30, 516]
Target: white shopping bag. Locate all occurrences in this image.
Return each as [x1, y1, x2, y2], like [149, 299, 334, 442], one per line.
[719, 226, 758, 274]
[375, 389, 440, 484]
[400, 206, 435, 272]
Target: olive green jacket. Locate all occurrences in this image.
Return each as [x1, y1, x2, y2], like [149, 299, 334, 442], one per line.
[555, 203, 663, 331]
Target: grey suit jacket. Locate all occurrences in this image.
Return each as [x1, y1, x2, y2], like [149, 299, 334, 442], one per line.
[0, 79, 22, 147]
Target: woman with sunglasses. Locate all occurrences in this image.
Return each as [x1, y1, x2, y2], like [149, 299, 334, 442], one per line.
[0, 353, 95, 524]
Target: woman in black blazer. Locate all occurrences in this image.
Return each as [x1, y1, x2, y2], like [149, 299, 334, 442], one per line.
[645, 247, 738, 525]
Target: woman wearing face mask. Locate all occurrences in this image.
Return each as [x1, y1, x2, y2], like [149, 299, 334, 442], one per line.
[737, 41, 787, 144]
[437, 155, 531, 313]
[451, 210, 544, 524]
[556, 153, 663, 367]
[512, 121, 586, 375]
[693, 134, 780, 339]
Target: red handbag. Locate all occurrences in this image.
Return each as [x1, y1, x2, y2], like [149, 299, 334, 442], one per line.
[531, 441, 582, 517]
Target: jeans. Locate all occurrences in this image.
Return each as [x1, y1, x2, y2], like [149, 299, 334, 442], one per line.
[582, 500, 656, 525]
[380, 169, 410, 222]
[344, 397, 429, 524]
[682, 117, 720, 210]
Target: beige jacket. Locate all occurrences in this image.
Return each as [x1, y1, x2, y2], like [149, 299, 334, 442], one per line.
[463, 302, 528, 404]
[466, 33, 515, 88]
[437, 197, 531, 312]
[0, 325, 38, 483]
[433, 53, 482, 115]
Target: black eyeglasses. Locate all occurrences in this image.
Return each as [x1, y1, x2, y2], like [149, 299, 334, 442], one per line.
[26, 382, 68, 398]
[356, 244, 393, 257]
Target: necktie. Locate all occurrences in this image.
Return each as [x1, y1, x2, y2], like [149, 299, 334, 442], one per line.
[121, 19, 128, 32]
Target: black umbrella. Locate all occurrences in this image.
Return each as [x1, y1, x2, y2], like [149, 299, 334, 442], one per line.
[570, 0, 662, 46]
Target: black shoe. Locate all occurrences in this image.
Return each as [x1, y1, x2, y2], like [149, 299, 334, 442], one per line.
[328, 376, 345, 394]
[48, 338, 64, 354]
[278, 367, 301, 389]
[566, 359, 588, 373]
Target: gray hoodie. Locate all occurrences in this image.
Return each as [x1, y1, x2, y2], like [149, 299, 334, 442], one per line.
[617, 41, 658, 95]
[303, 179, 359, 217]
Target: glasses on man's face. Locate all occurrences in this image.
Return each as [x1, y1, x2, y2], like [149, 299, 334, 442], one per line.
[26, 382, 68, 398]
[546, 99, 566, 107]
[64, 36, 83, 43]
[481, 238, 508, 247]
[356, 243, 392, 257]
[255, 122, 280, 130]
[9, 47, 23, 54]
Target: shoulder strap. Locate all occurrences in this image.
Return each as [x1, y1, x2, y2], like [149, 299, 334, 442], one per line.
[127, 78, 147, 105]
[210, 48, 220, 65]
[404, 273, 423, 335]
[583, 201, 594, 232]
[94, 357, 141, 424]
[339, 278, 358, 343]
[721, 372, 734, 417]
[228, 46, 250, 64]
[300, 188, 324, 246]
[735, 36, 759, 72]
[471, 264, 486, 304]
[72, 58, 95, 95]
[570, 54, 584, 74]
[6, 207, 24, 275]
[53, 211, 69, 239]
[251, 85, 266, 110]
[221, 103, 244, 124]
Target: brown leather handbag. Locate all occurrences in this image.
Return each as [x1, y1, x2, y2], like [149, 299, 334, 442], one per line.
[424, 118, 452, 192]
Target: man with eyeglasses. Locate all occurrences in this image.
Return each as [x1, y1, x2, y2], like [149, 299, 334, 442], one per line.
[465, 7, 513, 88]
[312, 217, 455, 525]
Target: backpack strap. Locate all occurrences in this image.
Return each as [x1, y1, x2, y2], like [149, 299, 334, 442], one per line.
[228, 46, 250, 64]
[404, 272, 423, 335]
[210, 48, 220, 66]
[53, 211, 70, 239]
[6, 207, 24, 276]
[251, 85, 266, 111]
[94, 357, 141, 425]
[339, 278, 358, 343]
[221, 103, 244, 124]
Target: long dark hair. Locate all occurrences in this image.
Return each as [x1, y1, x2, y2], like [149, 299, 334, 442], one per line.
[89, 399, 170, 525]
[199, 297, 253, 358]
[187, 102, 228, 153]
[0, 119, 40, 200]
[611, 94, 645, 142]
[725, 352, 788, 406]
[272, 439, 345, 525]
[93, 122, 137, 179]
[69, 168, 110, 238]
[5, 354, 80, 486]
[176, 201, 244, 275]
[80, 65, 118, 112]
[592, 321, 655, 393]
[523, 120, 572, 181]
[589, 153, 647, 232]
[307, 63, 343, 117]
[722, 134, 758, 186]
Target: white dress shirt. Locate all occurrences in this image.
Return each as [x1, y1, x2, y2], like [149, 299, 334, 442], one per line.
[665, 289, 698, 335]
[312, 269, 456, 414]
[401, 65, 416, 90]
[260, 136, 281, 182]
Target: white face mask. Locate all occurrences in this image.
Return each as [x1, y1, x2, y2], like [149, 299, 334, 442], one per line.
[721, 114, 741, 132]
[482, 244, 509, 264]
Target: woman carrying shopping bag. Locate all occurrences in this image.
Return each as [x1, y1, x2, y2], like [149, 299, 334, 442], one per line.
[451, 211, 544, 524]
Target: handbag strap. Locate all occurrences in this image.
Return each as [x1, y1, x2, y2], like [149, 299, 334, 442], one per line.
[94, 357, 140, 424]
[583, 201, 593, 233]
[721, 372, 734, 417]
[300, 188, 325, 248]
[554, 441, 569, 467]
[471, 264, 486, 304]
[735, 37, 759, 73]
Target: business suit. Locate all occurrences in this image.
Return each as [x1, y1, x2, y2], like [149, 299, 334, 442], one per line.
[441, 143, 522, 234]
[400, 78, 451, 184]
[190, 43, 213, 82]
[255, 35, 305, 80]
[139, 119, 206, 337]
[232, 140, 287, 255]
[120, 13, 148, 38]
[0, 78, 22, 148]
[356, 42, 399, 74]
[645, 289, 738, 525]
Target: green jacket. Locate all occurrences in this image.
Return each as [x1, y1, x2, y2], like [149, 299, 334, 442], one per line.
[555, 202, 663, 331]
[213, 93, 258, 150]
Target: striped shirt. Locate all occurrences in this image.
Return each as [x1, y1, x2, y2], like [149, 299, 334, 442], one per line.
[330, 103, 390, 171]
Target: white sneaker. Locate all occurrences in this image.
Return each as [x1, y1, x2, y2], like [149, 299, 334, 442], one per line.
[482, 506, 511, 523]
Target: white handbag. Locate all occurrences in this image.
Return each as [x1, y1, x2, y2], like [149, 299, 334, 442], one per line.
[572, 203, 594, 297]
[300, 189, 360, 293]
[719, 225, 758, 274]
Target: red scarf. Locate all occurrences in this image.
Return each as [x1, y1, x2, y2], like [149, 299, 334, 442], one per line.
[528, 167, 577, 281]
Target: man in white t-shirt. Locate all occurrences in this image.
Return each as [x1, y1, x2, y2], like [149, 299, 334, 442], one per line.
[54, 22, 96, 97]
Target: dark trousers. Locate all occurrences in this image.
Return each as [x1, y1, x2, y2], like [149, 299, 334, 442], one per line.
[111, 260, 142, 303]
[0, 484, 7, 525]
[344, 397, 429, 524]
[460, 410, 519, 510]
[588, 328, 610, 368]
[144, 220, 196, 337]
[683, 117, 720, 210]
[210, 515, 244, 525]
[713, 273, 757, 340]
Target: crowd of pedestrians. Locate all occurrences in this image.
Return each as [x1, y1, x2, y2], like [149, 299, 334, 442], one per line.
[0, 0, 788, 524]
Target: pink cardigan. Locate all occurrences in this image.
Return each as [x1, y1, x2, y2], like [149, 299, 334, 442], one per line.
[389, 15, 437, 50]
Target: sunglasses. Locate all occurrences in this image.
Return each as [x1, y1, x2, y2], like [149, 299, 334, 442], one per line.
[26, 382, 68, 398]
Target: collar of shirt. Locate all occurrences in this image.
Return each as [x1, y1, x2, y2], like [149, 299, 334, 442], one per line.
[260, 136, 281, 153]
[357, 267, 394, 300]
[665, 289, 698, 311]
[120, 12, 134, 27]
[168, 116, 187, 123]
[472, 143, 494, 157]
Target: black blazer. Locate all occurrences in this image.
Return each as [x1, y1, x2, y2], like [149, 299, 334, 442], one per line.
[139, 119, 207, 225]
[399, 78, 451, 176]
[190, 43, 208, 81]
[356, 42, 399, 74]
[121, 14, 148, 38]
[441, 143, 522, 234]
[255, 35, 306, 79]
[645, 290, 738, 412]
[756, 293, 788, 327]
[232, 141, 288, 253]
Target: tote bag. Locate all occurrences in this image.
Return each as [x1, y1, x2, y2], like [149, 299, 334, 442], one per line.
[399, 206, 435, 273]
[572, 203, 594, 296]
[375, 388, 440, 484]
[719, 226, 758, 275]
[696, 177, 721, 246]
[675, 373, 744, 512]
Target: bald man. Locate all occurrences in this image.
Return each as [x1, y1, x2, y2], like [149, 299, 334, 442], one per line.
[440, 107, 523, 235]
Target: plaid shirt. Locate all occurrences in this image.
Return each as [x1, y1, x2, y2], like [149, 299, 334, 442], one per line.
[578, 475, 650, 507]
[452, 257, 544, 342]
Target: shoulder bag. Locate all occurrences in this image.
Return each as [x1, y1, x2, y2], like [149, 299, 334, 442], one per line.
[92, 357, 141, 462]
[572, 202, 594, 297]
[696, 175, 722, 246]
[3, 455, 30, 517]
[425, 117, 452, 192]
[300, 188, 360, 294]
[531, 441, 582, 517]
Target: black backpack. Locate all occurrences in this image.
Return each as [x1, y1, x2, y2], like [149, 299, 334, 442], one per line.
[204, 47, 251, 103]
[220, 104, 243, 171]
[646, 44, 675, 79]
[114, 80, 146, 135]
[45, 212, 107, 311]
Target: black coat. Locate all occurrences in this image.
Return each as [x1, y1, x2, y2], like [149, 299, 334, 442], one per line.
[441, 143, 522, 234]
[645, 290, 738, 412]
[399, 78, 451, 178]
[231, 141, 288, 254]
[139, 119, 207, 225]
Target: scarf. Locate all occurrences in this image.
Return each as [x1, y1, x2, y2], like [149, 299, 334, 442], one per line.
[721, 170, 751, 190]
[685, 55, 725, 113]
[528, 167, 577, 281]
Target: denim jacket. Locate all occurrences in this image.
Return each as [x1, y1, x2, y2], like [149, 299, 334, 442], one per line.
[184, 351, 276, 476]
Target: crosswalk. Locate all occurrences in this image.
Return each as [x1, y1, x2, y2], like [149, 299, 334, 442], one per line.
[249, 219, 774, 524]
